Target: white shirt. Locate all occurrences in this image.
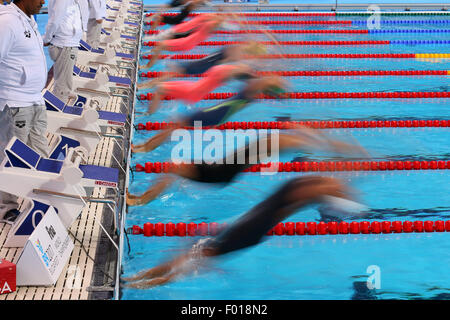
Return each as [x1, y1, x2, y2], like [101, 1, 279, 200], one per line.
[0, 3, 47, 111]
[89, 0, 106, 20]
[43, 0, 87, 47]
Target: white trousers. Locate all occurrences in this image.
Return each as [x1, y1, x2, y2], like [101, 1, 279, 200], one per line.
[0, 105, 48, 216]
[49, 45, 78, 102]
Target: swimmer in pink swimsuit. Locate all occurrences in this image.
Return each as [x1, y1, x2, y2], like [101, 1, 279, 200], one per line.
[144, 63, 256, 115]
[140, 13, 227, 70]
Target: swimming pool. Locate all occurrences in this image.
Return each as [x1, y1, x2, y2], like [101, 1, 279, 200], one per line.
[121, 10, 450, 300]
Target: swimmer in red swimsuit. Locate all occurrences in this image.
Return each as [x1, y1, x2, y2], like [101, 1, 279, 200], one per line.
[137, 42, 267, 90]
[141, 63, 256, 115]
[140, 13, 226, 70]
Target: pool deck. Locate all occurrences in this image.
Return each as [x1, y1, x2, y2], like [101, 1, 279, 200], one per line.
[0, 2, 141, 300]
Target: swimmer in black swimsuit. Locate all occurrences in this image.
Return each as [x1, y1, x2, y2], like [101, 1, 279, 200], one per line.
[132, 75, 287, 153]
[146, 0, 207, 30]
[122, 175, 364, 288]
[127, 125, 368, 206]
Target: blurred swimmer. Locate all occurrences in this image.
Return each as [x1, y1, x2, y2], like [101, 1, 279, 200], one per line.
[132, 75, 287, 153]
[138, 42, 267, 89]
[122, 175, 367, 288]
[141, 63, 256, 115]
[146, 0, 208, 31]
[140, 13, 227, 70]
[127, 127, 369, 206]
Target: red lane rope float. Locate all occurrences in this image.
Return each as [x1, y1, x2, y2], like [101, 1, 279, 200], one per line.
[144, 29, 369, 35]
[140, 70, 449, 78]
[145, 12, 337, 17]
[143, 40, 391, 47]
[141, 53, 419, 60]
[134, 160, 450, 174]
[144, 20, 352, 26]
[138, 91, 450, 101]
[135, 119, 450, 131]
[128, 220, 450, 237]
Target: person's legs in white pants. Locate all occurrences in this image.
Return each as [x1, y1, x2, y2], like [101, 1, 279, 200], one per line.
[0, 105, 48, 221]
[49, 45, 78, 102]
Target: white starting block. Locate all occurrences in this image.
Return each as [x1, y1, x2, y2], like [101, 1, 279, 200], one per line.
[77, 42, 135, 66]
[5, 137, 120, 190]
[3, 198, 59, 248]
[103, 15, 139, 30]
[1, 138, 120, 228]
[44, 89, 127, 155]
[99, 28, 137, 47]
[44, 90, 102, 155]
[73, 62, 133, 90]
[0, 138, 86, 228]
[15, 207, 74, 286]
[107, 3, 141, 17]
[107, 0, 142, 11]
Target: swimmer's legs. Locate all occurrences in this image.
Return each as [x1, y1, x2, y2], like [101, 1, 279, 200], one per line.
[147, 86, 164, 114]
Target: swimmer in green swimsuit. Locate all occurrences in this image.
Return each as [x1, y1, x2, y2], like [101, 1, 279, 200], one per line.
[132, 75, 287, 154]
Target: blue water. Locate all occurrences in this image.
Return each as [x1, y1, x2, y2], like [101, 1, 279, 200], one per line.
[121, 7, 450, 300]
[27, 2, 450, 301]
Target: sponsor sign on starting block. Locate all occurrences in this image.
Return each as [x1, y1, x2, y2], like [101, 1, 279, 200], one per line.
[16, 208, 73, 286]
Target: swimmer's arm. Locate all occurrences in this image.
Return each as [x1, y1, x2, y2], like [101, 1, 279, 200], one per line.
[126, 175, 176, 206]
[132, 127, 177, 153]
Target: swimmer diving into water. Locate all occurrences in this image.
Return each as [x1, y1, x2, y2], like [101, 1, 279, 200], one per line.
[122, 175, 367, 288]
[141, 63, 256, 115]
[132, 75, 288, 153]
[127, 126, 369, 206]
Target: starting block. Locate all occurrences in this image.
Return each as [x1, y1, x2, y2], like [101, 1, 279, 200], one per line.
[3, 198, 59, 248]
[99, 28, 137, 47]
[44, 90, 103, 155]
[106, 3, 141, 17]
[73, 62, 132, 90]
[77, 41, 135, 67]
[0, 138, 86, 228]
[44, 89, 128, 155]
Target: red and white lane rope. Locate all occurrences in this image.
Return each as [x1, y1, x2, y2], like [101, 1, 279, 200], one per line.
[128, 220, 450, 237]
[135, 119, 450, 131]
[134, 160, 450, 174]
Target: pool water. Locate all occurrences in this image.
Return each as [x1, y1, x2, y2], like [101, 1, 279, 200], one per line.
[24, 3, 449, 301]
[121, 9, 450, 300]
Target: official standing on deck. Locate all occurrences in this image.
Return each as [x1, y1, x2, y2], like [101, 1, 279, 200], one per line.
[0, 0, 48, 221]
[86, 0, 106, 50]
[43, 0, 88, 101]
